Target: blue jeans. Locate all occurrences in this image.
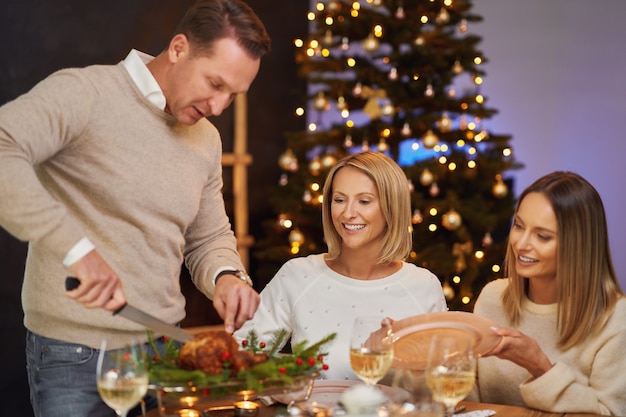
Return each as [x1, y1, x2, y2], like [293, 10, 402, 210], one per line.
[25, 330, 162, 417]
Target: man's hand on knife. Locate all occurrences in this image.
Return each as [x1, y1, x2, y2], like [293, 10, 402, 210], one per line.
[65, 249, 126, 311]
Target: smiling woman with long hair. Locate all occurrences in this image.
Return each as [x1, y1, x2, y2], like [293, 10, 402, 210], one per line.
[470, 171, 626, 415]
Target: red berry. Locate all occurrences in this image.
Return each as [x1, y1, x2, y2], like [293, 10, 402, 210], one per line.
[322, 364, 329, 370]
[162, 336, 169, 342]
[202, 389, 210, 396]
[221, 351, 231, 360]
[295, 358, 303, 366]
[307, 358, 316, 366]
[317, 354, 324, 361]
[279, 367, 287, 374]
[259, 342, 266, 348]
[242, 340, 248, 347]
[123, 352, 131, 361]
[152, 354, 160, 361]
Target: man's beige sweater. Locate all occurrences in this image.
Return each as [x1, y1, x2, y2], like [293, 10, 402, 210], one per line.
[0, 63, 244, 349]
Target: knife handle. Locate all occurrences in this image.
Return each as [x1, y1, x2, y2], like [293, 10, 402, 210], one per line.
[65, 276, 80, 291]
[65, 276, 128, 315]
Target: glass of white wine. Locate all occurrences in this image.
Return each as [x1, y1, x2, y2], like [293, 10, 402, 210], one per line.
[424, 333, 476, 417]
[96, 339, 149, 417]
[349, 316, 395, 386]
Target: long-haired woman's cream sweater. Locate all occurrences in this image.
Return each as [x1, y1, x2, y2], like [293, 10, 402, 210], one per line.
[0, 63, 244, 349]
[471, 279, 626, 415]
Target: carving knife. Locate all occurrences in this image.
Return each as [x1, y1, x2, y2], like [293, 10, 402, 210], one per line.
[65, 277, 195, 343]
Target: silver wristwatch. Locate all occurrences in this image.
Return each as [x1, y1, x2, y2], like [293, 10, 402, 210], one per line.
[215, 269, 253, 287]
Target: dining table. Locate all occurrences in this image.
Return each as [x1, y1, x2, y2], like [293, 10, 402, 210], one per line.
[145, 325, 612, 417]
[144, 399, 612, 417]
[459, 400, 609, 417]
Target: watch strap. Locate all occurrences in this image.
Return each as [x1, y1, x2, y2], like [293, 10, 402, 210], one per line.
[215, 269, 253, 287]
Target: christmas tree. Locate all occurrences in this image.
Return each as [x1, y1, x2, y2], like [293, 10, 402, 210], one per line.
[254, 0, 522, 311]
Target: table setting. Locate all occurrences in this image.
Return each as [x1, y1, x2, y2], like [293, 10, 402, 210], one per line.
[88, 303, 608, 417]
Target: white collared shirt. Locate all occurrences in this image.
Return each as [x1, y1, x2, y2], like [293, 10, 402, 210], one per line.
[121, 49, 167, 110]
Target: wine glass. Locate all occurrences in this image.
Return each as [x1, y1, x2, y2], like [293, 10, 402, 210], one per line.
[349, 316, 395, 386]
[96, 339, 149, 417]
[389, 369, 444, 417]
[424, 333, 476, 417]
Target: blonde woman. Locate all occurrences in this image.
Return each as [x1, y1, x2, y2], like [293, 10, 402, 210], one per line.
[235, 151, 446, 380]
[471, 171, 626, 415]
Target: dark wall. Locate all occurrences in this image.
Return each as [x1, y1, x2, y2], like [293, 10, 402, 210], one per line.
[0, 0, 306, 414]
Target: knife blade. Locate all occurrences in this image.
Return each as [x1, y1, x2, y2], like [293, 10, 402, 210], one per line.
[65, 277, 195, 343]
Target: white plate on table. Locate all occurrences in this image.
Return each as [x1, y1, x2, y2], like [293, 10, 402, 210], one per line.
[272, 379, 394, 405]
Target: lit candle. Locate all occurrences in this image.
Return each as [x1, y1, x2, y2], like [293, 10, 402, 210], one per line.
[180, 396, 198, 408]
[234, 401, 260, 417]
[178, 409, 201, 417]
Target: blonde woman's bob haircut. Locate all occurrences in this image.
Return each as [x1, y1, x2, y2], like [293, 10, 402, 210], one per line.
[502, 171, 623, 349]
[322, 151, 412, 264]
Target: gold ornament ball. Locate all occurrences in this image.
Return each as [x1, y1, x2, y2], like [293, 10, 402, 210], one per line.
[321, 154, 337, 169]
[395, 6, 406, 19]
[429, 182, 440, 197]
[382, 103, 395, 117]
[442, 209, 463, 231]
[442, 282, 455, 301]
[288, 229, 305, 245]
[482, 232, 493, 247]
[438, 113, 452, 133]
[362, 35, 380, 52]
[401, 122, 412, 137]
[420, 168, 434, 186]
[492, 179, 508, 198]
[328, 1, 340, 11]
[302, 189, 312, 203]
[422, 129, 439, 149]
[309, 157, 322, 175]
[452, 60, 463, 74]
[278, 150, 299, 172]
[323, 30, 334, 46]
[313, 92, 330, 111]
[377, 138, 389, 152]
[424, 84, 434, 98]
[436, 7, 450, 24]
